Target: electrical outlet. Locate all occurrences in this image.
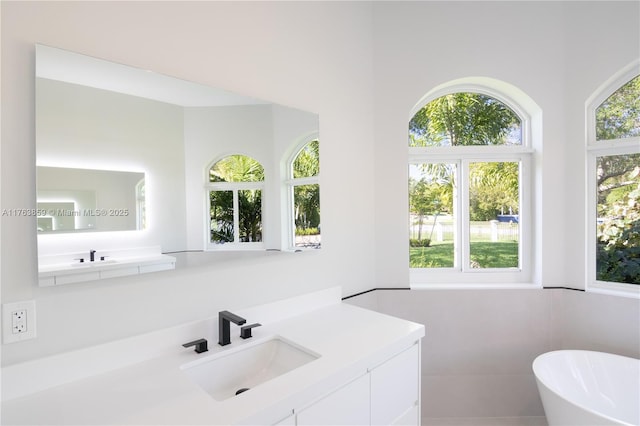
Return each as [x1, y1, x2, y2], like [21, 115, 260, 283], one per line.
[3, 300, 37, 343]
[12, 309, 28, 334]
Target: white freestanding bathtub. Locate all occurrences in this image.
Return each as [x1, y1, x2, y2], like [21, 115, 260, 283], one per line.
[533, 350, 640, 426]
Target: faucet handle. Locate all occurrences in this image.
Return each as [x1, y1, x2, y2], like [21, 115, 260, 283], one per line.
[240, 323, 262, 339]
[182, 338, 208, 353]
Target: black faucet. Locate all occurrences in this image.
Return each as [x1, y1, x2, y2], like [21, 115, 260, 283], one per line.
[218, 311, 246, 346]
[89, 250, 96, 262]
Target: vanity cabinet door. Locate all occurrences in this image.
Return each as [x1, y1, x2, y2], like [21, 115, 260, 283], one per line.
[370, 342, 420, 425]
[296, 373, 370, 425]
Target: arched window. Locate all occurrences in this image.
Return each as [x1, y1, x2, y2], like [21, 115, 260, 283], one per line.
[206, 154, 264, 249]
[587, 66, 640, 296]
[409, 84, 534, 285]
[287, 139, 320, 249]
[595, 75, 640, 141]
[409, 92, 522, 147]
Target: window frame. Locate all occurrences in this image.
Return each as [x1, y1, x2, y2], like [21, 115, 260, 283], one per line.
[284, 136, 320, 251]
[205, 155, 265, 251]
[585, 62, 640, 298]
[135, 178, 145, 231]
[409, 85, 534, 287]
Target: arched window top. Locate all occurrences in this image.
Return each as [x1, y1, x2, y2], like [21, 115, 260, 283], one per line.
[209, 154, 264, 183]
[409, 92, 522, 147]
[292, 139, 320, 179]
[595, 74, 640, 141]
[135, 178, 145, 198]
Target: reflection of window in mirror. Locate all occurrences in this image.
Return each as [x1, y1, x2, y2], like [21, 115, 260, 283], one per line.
[136, 178, 146, 230]
[206, 155, 265, 249]
[288, 139, 321, 249]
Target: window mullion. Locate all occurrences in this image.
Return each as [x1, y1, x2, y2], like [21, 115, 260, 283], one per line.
[207, 190, 212, 246]
[287, 184, 295, 248]
[233, 189, 240, 243]
[460, 160, 470, 272]
[286, 176, 319, 187]
[586, 152, 597, 286]
[586, 137, 640, 153]
[518, 159, 526, 272]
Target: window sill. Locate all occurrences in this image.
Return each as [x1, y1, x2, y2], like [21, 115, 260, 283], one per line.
[587, 282, 640, 299]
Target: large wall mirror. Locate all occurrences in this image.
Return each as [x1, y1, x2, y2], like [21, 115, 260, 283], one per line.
[36, 44, 320, 275]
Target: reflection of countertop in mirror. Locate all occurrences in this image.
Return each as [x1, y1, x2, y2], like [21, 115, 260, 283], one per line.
[38, 255, 175, 274]
[38, 246, 176, 286]
[2, 287, 424, 425]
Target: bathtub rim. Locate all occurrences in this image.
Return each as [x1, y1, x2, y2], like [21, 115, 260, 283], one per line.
[532, 349, 639, 426]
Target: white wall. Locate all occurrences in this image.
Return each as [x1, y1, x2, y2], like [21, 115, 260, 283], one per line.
[379, 289, 553, 419]
[347, 288, 640, 420]
[561, 2, 640, 289]
[1, 1, 375, 365]
[372, 1, 562, 287]
[365, 2, 640, 420]
[556, 290, 640, 358]
[371, 1, 639, 289]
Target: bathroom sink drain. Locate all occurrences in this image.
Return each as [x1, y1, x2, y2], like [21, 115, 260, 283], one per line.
[235, 387, 250, 396]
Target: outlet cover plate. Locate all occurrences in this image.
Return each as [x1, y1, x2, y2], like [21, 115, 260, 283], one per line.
[3, 300, 37, 343]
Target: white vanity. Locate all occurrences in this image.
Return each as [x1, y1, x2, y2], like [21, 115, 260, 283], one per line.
[290, 340, 420, 425]
[2, 287, 424, 425]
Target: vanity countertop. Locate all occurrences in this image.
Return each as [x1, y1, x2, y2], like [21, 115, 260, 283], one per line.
[2, 299, 424, 425]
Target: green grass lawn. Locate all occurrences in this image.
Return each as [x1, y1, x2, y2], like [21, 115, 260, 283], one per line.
[410, 241, 518, 268]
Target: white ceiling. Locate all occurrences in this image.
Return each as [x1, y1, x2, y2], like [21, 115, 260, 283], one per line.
[36, 44, 269, 107]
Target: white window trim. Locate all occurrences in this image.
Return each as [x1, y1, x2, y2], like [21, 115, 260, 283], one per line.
[205, 182, 265, 251]
[410, 155, 532, 285]
[284, 136, 320, 251]
[409, 83, 536, 287]
[585, 61, 640, 298]
[204, 154, 266, 251]
[410, 81, 533, 145]
[586, 61, 640, 146]
[135, 178, 145, 231]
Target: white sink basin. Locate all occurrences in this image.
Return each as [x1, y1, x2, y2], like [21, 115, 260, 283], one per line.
[181, 337, 319, 401]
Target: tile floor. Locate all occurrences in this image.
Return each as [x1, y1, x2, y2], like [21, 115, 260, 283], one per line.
[423, 416, 548, 426]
